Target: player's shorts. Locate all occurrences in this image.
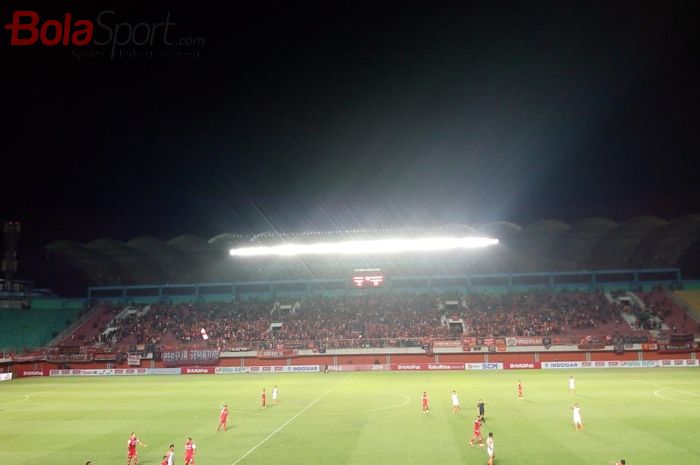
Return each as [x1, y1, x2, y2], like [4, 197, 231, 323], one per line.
[487, 448, 494, 457]
[573, 416, 582, 424]
[473, 431, 481, 437]
[128, 450, 137, 458]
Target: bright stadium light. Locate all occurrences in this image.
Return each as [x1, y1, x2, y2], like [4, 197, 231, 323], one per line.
[229, 236, 499, 257]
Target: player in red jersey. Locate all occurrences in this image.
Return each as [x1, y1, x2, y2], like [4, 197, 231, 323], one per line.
[517, 380, 523, 399]
[217, 404, 229, 431]
[468, 416, 483, 447]
[261, 388, 267, 409]
[184, 438, 196, 465]
[422, 391, 429, 413]
[126, 433, 147, 465]
[161, 456, 168, 465]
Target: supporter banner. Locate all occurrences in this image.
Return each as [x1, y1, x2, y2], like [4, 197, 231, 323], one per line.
[257, 349, 297, 359]
[113, 368, 147, 376]
[504, 362, 541, 370]
[45, 353, 95, 363]
[641, 343, 658, 351]
[145, 368, 182, 375]
[506, 337, 543, 347]
[658, 343, 696, 353]
[181, 366, 215, 375]
[93, 353, 118, 361]
[127, 354, 141, 366]
[0, 373, 12, 381]
[432, 340, 462, 348]
[162, 349, 220, 367]
[215, 366, 250, 374]
[465, 362, 503, 371]
[10, 354, 45, 363]
[228, 346, 253, 352]
[577, 343, 606, 350]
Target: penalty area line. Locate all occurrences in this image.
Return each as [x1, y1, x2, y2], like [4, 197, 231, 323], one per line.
[229, 375, 350, 465]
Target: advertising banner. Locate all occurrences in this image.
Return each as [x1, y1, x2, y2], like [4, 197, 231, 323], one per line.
[465, 362, 503, 371]
[543, 360, 698, 369]
[215, 366, 250, 374]
[426, 363, 466, 370]
[504, 362, 541, 370]
[49, 369, 114, 376]
[541, 361, 582, 369]
[113, 368, 148, 376]
[0, 373, 12, 381]
[180, 366, 215, 375]
[146, 368, 182, 375]
[16, 370, 45, 377]
[328, 364, 389, 372]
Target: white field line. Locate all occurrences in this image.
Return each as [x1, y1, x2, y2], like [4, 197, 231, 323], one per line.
[230, 375, 350, 465]
[632, 379, 700, 396]
[632, 379, 700, 404]
[0, 394, 29, 405]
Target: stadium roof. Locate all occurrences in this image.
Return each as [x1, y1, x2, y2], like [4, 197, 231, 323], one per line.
[45, 215, 700, 288]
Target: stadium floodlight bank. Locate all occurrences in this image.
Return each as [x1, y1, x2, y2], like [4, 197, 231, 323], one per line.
[229, 236, 499, 257]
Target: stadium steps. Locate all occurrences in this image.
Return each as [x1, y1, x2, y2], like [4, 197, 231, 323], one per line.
[57, 304, 121, 347]
[672, 290, 700, 323]
[637, 290, 698, 334]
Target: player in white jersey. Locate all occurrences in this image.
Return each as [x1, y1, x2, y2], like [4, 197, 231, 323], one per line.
[572, 403, 583, 430]
[166, 444, 174, 465]
[272, 385, 279, 404]
[486, 432, 495, 465]
[451, 390, 460, 413]
[569, 375, 576, 394]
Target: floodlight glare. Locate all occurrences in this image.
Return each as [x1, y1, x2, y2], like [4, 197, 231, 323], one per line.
[229, 236, 498, 257]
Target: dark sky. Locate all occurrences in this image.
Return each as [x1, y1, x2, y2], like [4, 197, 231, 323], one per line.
[1, 1, 699, 259]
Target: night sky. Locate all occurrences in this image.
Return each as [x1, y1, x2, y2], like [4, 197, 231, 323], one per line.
[1, 1, 699, 267]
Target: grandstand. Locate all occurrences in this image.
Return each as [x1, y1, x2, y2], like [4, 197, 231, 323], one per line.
[0, 218, 696, 363]
[0, 299, 83, 352]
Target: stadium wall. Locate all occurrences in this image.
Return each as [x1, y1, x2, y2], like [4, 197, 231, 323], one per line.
[6, 350, 697, 377]
[87, 268, 683, 301]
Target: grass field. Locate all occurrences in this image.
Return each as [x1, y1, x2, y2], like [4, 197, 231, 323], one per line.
[1, 369, 700, 465]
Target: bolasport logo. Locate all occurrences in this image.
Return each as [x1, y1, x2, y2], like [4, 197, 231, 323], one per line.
[2, 10, 205, 59]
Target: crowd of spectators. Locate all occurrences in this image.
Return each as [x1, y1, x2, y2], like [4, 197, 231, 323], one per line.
[460, 291, 623, 338]
[92, 291, 634, 350]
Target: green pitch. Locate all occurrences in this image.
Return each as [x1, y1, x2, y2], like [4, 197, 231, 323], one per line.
[2, 369, 700, 465]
